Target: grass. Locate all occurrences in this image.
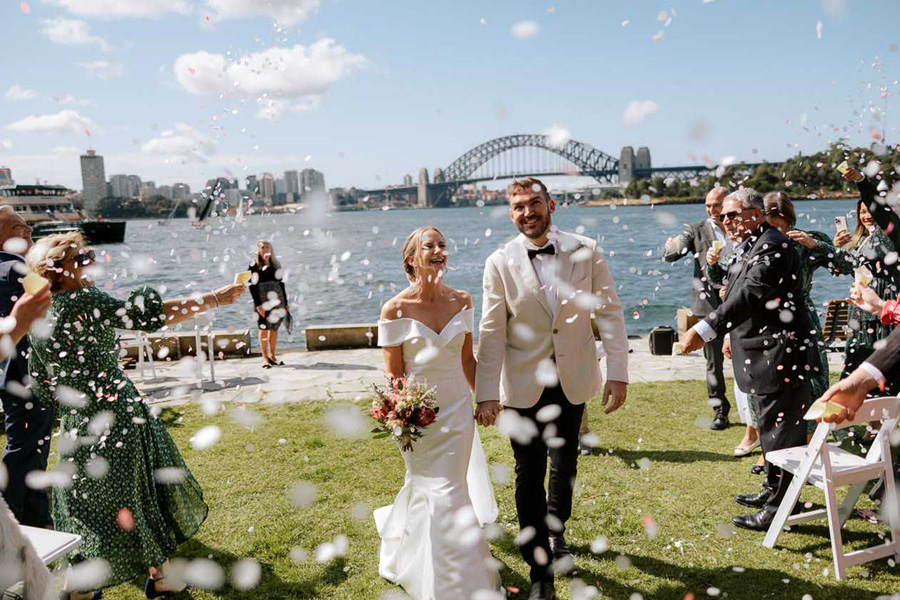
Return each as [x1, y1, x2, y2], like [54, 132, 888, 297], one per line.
[13, 379, 900, 599]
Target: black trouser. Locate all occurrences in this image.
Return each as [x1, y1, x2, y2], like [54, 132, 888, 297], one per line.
[509, 385, 584, 583]
[1, 391, 55, 527]
[703, 337, 729, 413]
[756, 382, 811, 514]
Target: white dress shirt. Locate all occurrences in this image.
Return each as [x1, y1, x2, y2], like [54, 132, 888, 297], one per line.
[523, 233, 558, 318]
[693, 235, 750, 342]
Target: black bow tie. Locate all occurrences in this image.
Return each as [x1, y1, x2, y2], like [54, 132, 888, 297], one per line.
[527, 245, 556, 260]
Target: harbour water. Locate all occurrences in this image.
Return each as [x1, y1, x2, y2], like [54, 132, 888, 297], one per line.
[104, 198, 861, 349]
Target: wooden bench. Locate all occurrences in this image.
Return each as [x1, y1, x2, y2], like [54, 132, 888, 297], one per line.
[822, 299, 850, 351]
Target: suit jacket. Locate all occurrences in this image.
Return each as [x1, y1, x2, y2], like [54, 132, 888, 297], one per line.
[475, 230, 629, 409]
[701, 223, 818, 396]
[663, 219, 724, 316]
[0, 252, 29, 392]
[865, 326, 900, 383]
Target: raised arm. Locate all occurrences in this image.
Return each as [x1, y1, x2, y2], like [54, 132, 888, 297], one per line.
[663, 224, 696, 263]
[163, 284, 245, 326]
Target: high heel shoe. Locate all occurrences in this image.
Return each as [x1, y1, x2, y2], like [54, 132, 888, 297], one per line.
[750, 464, 765, 475]
[145, 576, 186, 599]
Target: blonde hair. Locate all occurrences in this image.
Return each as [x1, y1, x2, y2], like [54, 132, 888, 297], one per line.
[255, 239, 281, 271]
[25, 231, 87, 291]
[401, 226, 444, 282]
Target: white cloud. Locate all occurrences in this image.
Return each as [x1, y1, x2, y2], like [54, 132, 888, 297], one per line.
[77, 61, 125, 79]
[6, 85, 39, 101]
[0, 140, 13, 151]
[173, 39, 364, 117]
[141, 123, 216, 163]
[54, 94, 96, 107]
[622, 100, 660, 126]
[6, 110, 95, 135]
[42, 0, 191, 19]
[510, 20, 540, 40]
[206, 0, 319, 25]
[41, 17, 110, 51]
[255, 96, 321, 119]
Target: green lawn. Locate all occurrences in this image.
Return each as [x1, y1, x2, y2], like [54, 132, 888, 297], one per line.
[18, 380, 900, 599]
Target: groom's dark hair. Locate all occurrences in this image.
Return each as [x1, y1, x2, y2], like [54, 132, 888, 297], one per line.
[508, 177, 548, 198]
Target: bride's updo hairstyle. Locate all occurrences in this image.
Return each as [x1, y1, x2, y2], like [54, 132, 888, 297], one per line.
[402, 226, 445, 282]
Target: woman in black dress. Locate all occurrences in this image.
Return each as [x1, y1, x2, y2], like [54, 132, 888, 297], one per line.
[249, 240, 289, 368]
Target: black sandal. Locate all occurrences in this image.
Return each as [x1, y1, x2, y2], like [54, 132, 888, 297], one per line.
[262, 363, 272, 369]
[60, 591, 102, 600]
[145, 576, 185, 599]
[750, 464, 765, 475]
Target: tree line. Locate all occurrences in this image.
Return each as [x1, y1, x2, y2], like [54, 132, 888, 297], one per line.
[625, 141, 899, 200]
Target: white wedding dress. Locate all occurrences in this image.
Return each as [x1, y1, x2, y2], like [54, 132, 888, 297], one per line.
[374, 307, 500, 600]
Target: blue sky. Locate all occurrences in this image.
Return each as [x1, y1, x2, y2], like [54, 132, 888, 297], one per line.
[0, 0, 897, 192]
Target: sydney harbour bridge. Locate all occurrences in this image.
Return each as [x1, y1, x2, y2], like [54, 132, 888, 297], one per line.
[365, 134, 768, 208]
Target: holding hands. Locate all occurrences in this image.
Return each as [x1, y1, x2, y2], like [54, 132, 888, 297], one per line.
[475, 400, 502, 427]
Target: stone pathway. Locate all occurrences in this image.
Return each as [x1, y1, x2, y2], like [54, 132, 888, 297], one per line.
[136, 337, 845, 406]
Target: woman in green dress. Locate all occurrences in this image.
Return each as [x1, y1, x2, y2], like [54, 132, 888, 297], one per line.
[25, 232, 245, 600]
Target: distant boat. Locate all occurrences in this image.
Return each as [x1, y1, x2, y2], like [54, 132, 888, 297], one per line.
[1, 183, 126, 244]
[158, 198, 184, 226]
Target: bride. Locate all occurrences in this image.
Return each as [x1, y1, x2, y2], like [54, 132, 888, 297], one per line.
[374, 226, 501, 600]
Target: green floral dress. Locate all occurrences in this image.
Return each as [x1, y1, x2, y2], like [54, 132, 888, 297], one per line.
[28, 286, 208, 588]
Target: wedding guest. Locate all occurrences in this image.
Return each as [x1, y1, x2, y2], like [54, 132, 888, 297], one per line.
[0, 207, 56, 530]
[683, 189, 817, 531]
[0, 495, 55, 600]
[25, 232, 245, 600]
[842, 162, 900, 249]
[249, 240, 289, 368]
[664, 186, 732, 430]
[832, 194, 900, 395]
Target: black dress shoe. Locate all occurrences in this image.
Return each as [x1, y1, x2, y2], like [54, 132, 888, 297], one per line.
[750, 464, 766, 475]
[732, 510, 776, 531]
[528, 580, 557, 600]
[735, 487, 773, 509]
[710, 409, 730, 431]
[549, 534, 572, 560]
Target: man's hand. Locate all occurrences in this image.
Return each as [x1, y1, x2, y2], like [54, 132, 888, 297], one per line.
[681, 327, 704, 355]
[817, 368, 876, 424]
[706, 247, 721, 265]
[722, 336, 732, 359]
[786, 229, 817, 249]
[842, 166, 866, 183]
[475, 400, 502, 427]
[9, 285, 51, 343]
[256, 306, 266, 317]
[601, 380, 627, 414]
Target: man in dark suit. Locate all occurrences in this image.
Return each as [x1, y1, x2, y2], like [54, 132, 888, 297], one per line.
[0, 206, 55, 528]
[664, 186, 732, 429]
[682, 189, 819, 531]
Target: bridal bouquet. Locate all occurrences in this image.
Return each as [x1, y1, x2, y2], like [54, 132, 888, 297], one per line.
[370, 377, 439, 452]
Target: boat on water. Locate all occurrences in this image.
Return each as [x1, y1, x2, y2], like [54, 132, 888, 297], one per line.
[0, 183, 126, 244]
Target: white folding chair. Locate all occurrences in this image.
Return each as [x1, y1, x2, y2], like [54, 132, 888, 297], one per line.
[191, 315, 216, 385]
[762, 396, 900, 580]
[117, 330, 157, 379]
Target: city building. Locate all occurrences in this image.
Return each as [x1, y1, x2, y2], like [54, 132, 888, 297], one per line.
[403, 174, 413, 187]
[172, 183, 191, 200]
[156, 185, 174, 200]
[300, 168, 325, 201]
[245, 175, 258, 199]
[80, 150, 106, 211]
[284, 170, 300, 202]
[109, 174, 130, 198]
[0, 167, 13, 186]
[140, 181, 157, 199]
[260, 173, 275, 205]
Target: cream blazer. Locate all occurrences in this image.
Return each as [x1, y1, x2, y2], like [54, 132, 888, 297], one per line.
[475, 230, 629, 409]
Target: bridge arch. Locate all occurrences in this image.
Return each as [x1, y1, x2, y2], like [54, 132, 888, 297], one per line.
[441, 134, 620, 184]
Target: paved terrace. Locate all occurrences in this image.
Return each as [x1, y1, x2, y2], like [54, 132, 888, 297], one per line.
[136, 337, 846, 407]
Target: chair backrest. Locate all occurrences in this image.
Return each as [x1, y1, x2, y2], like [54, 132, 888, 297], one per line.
[822, 299, 850, 342]
[829, 396, 900, 430]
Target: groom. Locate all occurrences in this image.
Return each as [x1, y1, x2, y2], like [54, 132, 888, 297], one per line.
[475, 177, 629, 600]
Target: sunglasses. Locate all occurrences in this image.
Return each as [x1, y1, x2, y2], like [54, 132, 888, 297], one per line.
[721, 210, 746, 221]
[74, 249, 96, 266]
